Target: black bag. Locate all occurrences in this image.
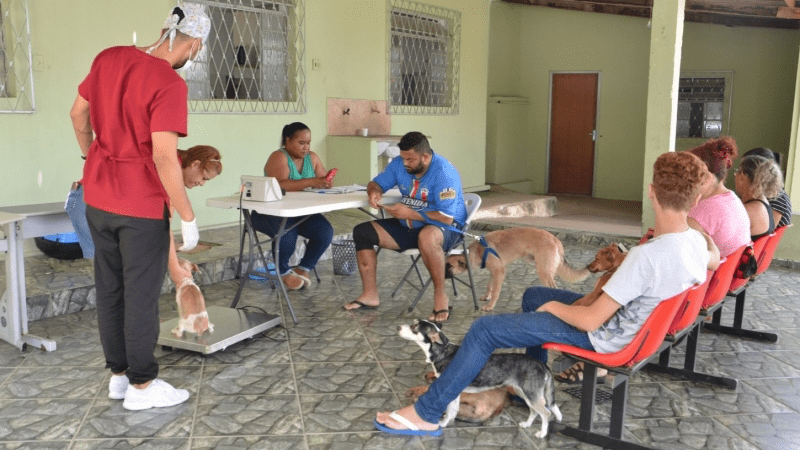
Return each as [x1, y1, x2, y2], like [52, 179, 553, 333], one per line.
[735, 246, 757, 279]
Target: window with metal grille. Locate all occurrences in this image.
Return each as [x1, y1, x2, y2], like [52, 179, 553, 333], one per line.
[388, 0, 460, 115]
[186, 0, 305, 114]
[676, 75, 731, 139]
[0, 0, 35, 113]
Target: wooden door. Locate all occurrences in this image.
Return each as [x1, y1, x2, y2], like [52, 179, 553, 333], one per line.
[548, 73, 598, 195]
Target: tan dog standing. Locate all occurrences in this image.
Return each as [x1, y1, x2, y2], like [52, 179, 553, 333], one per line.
[446, 227, 591, 311]
[171, 258, 214, 337]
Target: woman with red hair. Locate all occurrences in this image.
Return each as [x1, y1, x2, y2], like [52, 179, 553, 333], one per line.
[686, 136, 750, 258]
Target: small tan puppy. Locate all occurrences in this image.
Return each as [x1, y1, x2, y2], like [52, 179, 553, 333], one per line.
[171, 258, 214, 337]
[446, 227, 591, 311]
[579, 243, 628, 306]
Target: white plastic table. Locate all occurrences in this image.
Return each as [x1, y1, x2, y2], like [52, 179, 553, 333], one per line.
[0, 204, 70, 351]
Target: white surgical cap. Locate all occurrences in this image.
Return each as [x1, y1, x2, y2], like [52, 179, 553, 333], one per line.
[147, 2, 211, 54]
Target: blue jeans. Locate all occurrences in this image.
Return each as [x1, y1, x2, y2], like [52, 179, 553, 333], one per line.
[250, 212, 333, 275]
[64, 184, 95, 258]
[414, 286, 594, 423]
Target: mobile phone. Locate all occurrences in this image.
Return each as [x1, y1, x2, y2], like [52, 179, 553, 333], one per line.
[325, 168, 338, 182]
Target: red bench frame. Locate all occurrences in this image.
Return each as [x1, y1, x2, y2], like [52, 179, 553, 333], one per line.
[705, 225, 791, 343]
[543, 285, 698, 450]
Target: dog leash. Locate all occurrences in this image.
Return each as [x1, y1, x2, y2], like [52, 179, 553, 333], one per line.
[417, 211, 498, 269]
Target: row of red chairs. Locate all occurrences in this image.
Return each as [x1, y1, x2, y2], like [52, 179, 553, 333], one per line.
[541, 225, 790, 450]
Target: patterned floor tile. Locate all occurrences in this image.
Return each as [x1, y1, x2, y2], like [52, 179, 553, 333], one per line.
[293, 363, 392, 395]
[0, 398, 91, 441]
[201, 364, 295, 396]
[694, 351, 800, 380]
[192, 395, 302, 437]
[299, 393, 399, 433]
[625, 416, 761, 450]
[0, 346, 27, 369]
[76, 399, 194, 439]
[0, 441, 71, 450]
[191, 435, 304, 450]
[289, 337, 375, 363]
[660, 381, 794, 416]
[189, 327, 290, 366]
[713, 413, 800, 450]
[306, 432, 424, 450]
[19, 330, 105, 368]
[422, 425, 543, 449]
[743, 378, 800, 413]
[283, 318, 364, 340]
[70, 438, 189, 450]
[0, 366, 106, 399]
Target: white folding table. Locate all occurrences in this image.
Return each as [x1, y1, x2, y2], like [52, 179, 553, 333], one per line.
[156, 189, 400, 354]
[0, 204, 70, 351]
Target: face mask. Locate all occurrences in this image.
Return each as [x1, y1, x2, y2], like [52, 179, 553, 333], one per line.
[177, 40, 200, 72]
[178, 59, 193, 73]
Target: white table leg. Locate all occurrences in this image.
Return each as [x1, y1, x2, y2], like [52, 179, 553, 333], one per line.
[0, 220, 57, 351]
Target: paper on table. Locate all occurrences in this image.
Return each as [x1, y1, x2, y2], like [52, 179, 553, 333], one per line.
[307, 184, 368, 194]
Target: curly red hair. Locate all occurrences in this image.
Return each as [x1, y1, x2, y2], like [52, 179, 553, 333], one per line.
[652, 152, 707, 211]
[688, 136, 738, 182]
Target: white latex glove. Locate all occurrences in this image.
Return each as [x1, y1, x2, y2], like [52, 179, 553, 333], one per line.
[178, 218, 199, 251]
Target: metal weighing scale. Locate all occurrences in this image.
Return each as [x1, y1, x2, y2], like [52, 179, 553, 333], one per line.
[157, 305, 281, 354]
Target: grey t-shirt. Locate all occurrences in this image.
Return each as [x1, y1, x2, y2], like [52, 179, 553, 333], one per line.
[588, 229, 708, 354]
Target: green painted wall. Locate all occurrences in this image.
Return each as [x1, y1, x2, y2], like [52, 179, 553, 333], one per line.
[488, 3, 800, 202]
[1, 0, 489, 231]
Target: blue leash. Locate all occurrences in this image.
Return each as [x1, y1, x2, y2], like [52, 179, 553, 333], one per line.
[417, 211, 498, 269]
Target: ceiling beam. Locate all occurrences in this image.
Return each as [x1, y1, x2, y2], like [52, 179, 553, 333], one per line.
[501, 0, 800, 29]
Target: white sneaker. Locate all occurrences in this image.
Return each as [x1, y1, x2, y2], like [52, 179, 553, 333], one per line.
[122, 379, 190, 411]
[108, 374, 129, 400]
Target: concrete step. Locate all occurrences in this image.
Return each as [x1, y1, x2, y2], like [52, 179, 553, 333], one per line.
[474, 185, 556, 220]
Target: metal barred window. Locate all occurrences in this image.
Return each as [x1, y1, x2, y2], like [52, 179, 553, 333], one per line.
[676, 73, 733, 139]
[0, 0, 35, 113]
[187, 0, 305, 114]
[388, 0, 460, 115]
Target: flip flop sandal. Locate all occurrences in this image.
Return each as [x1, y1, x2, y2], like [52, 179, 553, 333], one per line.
[373, 412, 442, 437]
[554, 363, 606, 385]
[430, 306, 453, 324]
[343, 300, 378, 311]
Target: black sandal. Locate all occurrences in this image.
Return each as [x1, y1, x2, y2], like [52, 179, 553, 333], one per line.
[554, 362, 606, 385]
[429, 306, 452, 324]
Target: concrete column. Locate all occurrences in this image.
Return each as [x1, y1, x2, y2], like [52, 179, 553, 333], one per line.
[774, 44, 800, 261]
[641, 0, 686, 231]
[785, 45, 800, 211]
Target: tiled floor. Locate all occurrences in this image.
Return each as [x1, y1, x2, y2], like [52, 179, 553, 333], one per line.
[2, 233, 800, 450]
[2, 190, 800, 450]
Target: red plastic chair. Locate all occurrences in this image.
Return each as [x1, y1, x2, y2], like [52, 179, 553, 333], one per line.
[701, 245, 747, 314]
[706, 227, 791, 343]
[667, 270, 712, 337]
[542, 286, 694, 450]
[646, 262, 740, 389]
[638, 228, 654, 245]
[755, 225, 791, 277]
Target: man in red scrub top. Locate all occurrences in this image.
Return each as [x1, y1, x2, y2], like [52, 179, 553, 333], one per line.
[69, 3, 210, 411]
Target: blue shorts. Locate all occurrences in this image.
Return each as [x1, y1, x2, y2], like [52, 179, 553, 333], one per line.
[373, 218, 463, 252]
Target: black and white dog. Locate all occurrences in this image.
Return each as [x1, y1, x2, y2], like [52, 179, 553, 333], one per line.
[398, 319, 562, 438]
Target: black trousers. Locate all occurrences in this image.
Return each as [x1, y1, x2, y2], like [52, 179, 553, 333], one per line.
[87, 205, 169, 384]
